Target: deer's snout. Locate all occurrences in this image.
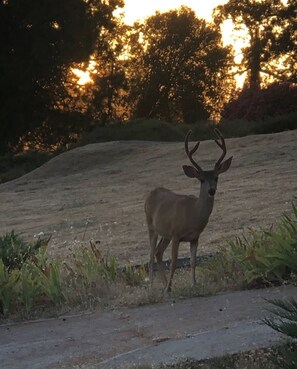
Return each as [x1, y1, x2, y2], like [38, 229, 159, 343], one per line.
[208, 188, 216, 197]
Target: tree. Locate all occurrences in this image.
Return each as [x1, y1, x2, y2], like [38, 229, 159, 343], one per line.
[87, 18, 129, 125]
[213, 0, 297, 89]
[0, 0, 123, 152]
[127, 7, 235, 123]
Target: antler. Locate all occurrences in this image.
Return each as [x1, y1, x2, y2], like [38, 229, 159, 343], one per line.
[184, 130, 203, 172]
[214, 128, 227, 169]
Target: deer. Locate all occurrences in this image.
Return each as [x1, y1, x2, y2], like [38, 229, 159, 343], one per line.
[144, 129, 233, 293]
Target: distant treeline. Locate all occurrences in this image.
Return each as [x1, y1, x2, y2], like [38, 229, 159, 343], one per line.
[0, 0, 296, 153]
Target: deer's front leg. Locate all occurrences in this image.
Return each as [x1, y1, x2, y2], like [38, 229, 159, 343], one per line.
[190, 240, 198, 287]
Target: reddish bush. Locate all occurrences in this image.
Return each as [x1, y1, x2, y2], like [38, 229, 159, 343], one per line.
[222, 83, 297, 121]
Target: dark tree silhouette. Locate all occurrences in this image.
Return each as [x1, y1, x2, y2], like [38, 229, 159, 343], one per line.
[127, 7, 235, 123]
[0, 0, 123, 152]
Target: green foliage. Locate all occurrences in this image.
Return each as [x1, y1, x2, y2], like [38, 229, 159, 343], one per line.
[72, 244, 117, 285]
[0, 231, 43, 270]
[221, 201, 297, 286]
[122, 263, 147, 287]
[0, 237, 65, 317]
[264, 299, 297, 369]
[0, 260, 19, 315]
[18, 263, 41, 316]
[264, 299, 297, 338]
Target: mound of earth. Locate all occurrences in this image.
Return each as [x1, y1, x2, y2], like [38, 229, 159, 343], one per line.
[0, 131, 296, 264]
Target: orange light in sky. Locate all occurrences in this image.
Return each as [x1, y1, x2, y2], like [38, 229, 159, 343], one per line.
[75, 1, 248, 87]
[73, 68, 92, 85]
[117, 0, 247, 87]
[119, 0, 227, 23]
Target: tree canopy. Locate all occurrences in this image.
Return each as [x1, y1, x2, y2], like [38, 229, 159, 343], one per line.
[0, 1, 296, 153]
[0, 0, 123, 152]
[213, 0, 297, 89]
[127, 7, 235, 123]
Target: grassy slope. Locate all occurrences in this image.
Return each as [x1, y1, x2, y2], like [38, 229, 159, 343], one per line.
[1, 111, 296, 184]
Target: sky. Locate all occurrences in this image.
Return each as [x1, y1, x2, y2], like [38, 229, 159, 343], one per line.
[116, 0, 247, 87]
[119, 0, 227, 23]
[76, 0, 247, 86]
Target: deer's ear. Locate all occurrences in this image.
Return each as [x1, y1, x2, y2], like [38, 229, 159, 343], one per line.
[216, 156, 233, 174]
[182, 165, 201, 179]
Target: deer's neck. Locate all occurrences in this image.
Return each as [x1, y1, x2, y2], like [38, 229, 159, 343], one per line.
[197, 187, 215, 219]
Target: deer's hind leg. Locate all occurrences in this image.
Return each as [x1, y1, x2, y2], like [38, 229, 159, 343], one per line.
[166, 238, 179, 293]
[155, 237, 170, 287]
[148, 229, 158, 285]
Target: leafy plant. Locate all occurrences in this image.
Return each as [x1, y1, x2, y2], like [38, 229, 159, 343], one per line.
[122, 262, 147, 287]
[73, 241, 118, 284]
[222, 202, 297, 286]
[0, 259, 19, 314]
[263, 299, 297, 369]
[18, 263, 40, 316]
[0, 230, 44, 270]
[0, 236, 65, 317]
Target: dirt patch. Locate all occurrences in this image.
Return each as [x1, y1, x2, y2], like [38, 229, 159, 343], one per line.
[0, 131, 296, 264]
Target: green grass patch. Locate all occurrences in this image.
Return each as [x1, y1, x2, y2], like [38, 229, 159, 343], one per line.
[218, 201, 297, 288]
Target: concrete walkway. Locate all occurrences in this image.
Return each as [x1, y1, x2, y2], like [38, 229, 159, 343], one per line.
[1, 285, 296, 369]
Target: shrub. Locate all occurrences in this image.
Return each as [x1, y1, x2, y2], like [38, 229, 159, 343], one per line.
[0, 231, 44, 270]
[0, 242, 64, 317]
[219, 201, 297, 287]
[222, 82, 297, 121]
[77, 119, 186, 146]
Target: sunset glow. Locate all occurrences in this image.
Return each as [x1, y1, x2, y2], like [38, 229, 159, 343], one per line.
[73, 68, 92, 85]
[118, 0, 247, 87]
[120, 0, 228, 23]
[76, 1, 248, 87]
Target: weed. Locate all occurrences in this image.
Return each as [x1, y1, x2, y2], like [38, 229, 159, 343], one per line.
[0, 230, 44, 270]
[0, 260, 19, 314]
[121, 262, 147, 287]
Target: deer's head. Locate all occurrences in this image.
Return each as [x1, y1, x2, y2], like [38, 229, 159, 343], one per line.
[182, 129, 232, 198]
